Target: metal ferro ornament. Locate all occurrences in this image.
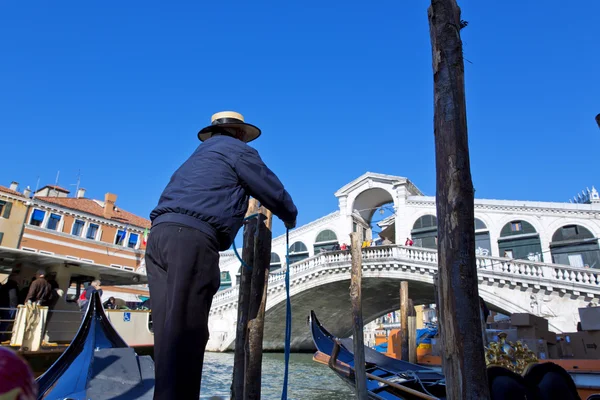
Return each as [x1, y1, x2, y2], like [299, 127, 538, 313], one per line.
[484, 332, 539, 374]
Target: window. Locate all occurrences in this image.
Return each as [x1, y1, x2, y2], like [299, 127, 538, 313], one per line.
[72, 220, 85, 236]
[127, 233, 139, 248]
[30, 209, 46, 226]
[86, 223, 99, 240]
[270, 253, 282, 272]
[46, 213, 61, 231]
[568, 254, 584, 268]
[115, 230, 126, 245]
[511, 222, 522, 232]
[353, 222, 357, 232]
[0, 201, 11, 219]
[474, 218, 487, 231]
[289, 241, 309, 264]
[561, 226, 578, 239]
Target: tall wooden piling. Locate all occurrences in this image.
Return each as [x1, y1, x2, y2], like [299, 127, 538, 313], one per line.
[408, 316, 417, 364]
[349, 232, 368, 400]
[232, 199, 259, 400]
[244, 208, 273, 400]
[400, 281, 409, 361]
[428, 0, 490, 398]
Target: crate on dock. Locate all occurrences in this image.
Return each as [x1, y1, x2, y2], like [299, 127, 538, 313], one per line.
[578, 307, 600, 331]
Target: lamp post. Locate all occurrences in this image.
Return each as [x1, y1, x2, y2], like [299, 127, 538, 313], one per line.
[595, 113, 600, 129]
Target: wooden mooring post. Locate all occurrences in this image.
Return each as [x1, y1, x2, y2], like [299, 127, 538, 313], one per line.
[408, 316, 417, 364]
[231, 199, 259, 400]
[244, 208, 273, 400]
[349, 232, 368, 400]
[400, 281, 409, 361]
[428, 0, 490, 398]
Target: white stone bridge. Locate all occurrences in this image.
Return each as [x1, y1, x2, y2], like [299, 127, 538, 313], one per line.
[206, 244, 600, 352]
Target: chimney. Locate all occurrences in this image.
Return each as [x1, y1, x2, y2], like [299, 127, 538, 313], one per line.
[77, 188, 86, 199]
[104, 193, 117, 219]
[9, 181, 18, 191]
[23, 186, 31, 198]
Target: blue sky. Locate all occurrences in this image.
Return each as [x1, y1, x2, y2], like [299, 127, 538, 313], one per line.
[1, 0, 598, 239]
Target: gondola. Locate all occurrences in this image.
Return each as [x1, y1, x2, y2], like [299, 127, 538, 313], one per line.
[309, 310, 589, 400]
[36, 291, 155, 399]
[309, 310, 447, 399]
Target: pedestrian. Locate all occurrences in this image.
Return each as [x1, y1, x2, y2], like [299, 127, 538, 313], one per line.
[24, 270, 52, 306]
[146, 111, 298, 400]
[78, 280, 102, 316]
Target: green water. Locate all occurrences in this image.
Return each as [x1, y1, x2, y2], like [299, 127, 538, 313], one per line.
[200, 352, 355, 399]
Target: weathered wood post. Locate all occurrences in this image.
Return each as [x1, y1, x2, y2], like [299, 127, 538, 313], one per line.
[349, 232, 368, 400]
[244, 208, 273, 400]
[400, 281, 409, 361]
[428, 0, 490, 398]
[231, 199, 259, 400]
[408, 316, 417, 364]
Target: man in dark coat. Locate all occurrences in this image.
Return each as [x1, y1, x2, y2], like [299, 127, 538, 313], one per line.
[146, 111, 298, 400]
[25, 270, 53, 306]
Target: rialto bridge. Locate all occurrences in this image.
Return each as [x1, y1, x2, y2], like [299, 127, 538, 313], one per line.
[207, 172, 600, 352]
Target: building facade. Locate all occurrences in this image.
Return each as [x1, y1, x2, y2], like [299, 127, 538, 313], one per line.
[20, 185, 149, 271]
[0, 182, 150, 304]
[0, 183, 28, 249]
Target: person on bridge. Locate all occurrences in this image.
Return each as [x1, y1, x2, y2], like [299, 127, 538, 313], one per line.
[147, 111, 298, 400]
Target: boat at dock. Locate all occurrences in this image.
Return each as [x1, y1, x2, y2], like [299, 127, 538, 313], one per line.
[36, 291, 154, 399]
[310, 310, 596, 400]
[0, 246, 154, 372]
[310, 310, 447, 399]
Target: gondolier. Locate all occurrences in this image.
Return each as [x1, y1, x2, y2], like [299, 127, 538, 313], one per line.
[146, 111, 298, 400]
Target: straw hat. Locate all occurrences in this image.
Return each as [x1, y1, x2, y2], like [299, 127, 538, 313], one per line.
[197, 111, 261, 143]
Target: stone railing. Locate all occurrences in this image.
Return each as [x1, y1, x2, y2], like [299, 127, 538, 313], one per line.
[211, 245, 600, 308]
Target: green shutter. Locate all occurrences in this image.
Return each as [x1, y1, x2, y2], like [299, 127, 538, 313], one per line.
[2, 202, 12, 219]
[0, 232, 4, 246]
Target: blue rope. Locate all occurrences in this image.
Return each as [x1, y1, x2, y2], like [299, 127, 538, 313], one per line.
[231, 213, 260, 271]
[281, 228, 291, 400]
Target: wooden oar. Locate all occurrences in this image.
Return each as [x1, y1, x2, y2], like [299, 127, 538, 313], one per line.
[365, 371, 439, 400]
[328, 339, 440, 400]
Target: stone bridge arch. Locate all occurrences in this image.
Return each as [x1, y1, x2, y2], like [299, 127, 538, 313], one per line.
[207, 245, 600, 352]
[335, 173, 421, 245]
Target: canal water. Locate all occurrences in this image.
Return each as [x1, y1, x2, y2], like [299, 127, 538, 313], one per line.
[200, 352, 355, 399]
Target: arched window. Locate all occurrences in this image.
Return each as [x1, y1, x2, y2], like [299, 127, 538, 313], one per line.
[270, 252, 282, 272]
[219, 271, 232, 291]
[475, 218, 491, 256]
[550, 224, 599, 268]
[498, 220, 542, 261]
[289, 241, 309, 264]
[314, 229, 339, 254]
[411, 215, 437, 249]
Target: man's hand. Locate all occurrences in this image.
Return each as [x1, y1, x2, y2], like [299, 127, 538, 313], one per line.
[284, 220, 296, 230]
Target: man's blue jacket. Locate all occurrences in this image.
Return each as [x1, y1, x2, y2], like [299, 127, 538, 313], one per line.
[150, 135, 298, 251]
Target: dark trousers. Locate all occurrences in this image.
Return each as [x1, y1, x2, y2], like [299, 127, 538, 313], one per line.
[145, 222, 221, 400]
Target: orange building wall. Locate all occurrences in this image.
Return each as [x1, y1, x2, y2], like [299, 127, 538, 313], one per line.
[21, 227, 143, 269]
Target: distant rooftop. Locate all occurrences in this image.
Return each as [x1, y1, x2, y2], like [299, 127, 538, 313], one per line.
[0, 185, 25, 197]
[36, 196, 151, 229]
